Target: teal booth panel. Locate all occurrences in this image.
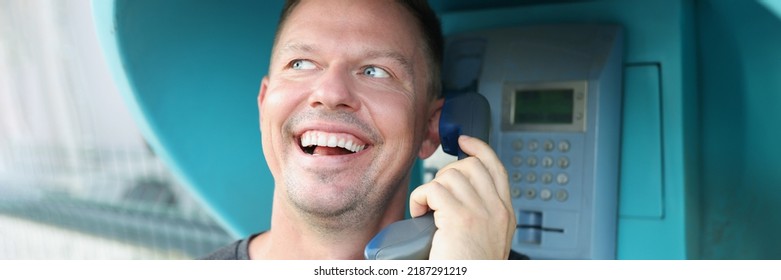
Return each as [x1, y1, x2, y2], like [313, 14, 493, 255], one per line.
[93, 0, 284, 237]
[698, 0, 781, 259]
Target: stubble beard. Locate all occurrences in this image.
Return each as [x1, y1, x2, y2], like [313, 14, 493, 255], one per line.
[284, 162, 403, 234]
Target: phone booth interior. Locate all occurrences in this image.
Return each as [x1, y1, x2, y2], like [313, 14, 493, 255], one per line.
[93, 0, 781, 259]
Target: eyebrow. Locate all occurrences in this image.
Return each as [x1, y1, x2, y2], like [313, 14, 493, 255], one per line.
[278, 42, 314, 55]
[365, 50, 413, 79]
[277, 42, 414, 78]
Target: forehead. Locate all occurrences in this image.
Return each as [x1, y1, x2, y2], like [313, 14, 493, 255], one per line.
[273, 0, 424, 62]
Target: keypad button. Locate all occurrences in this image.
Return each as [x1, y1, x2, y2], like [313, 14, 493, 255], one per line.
[526, 156, 538, 167]
[556, 189, 569, 202]
[512, 139, 524, 151]
[511, 172, 523, 182]
[542, 156, 554, 168]
[524, 188, 537, 199]
[543, 140, 555, 152]
[512, 156, 523, 167]
[556, 173, 569, 185]
[540, 188, 552, 201]
[558, 156, 570, 169]
[541, 172, 553, 184]
[558, 140, 570, 152]
[511, 187, 522, 199]
[526, 172, 537, 183]
[527, 140, 539, 152]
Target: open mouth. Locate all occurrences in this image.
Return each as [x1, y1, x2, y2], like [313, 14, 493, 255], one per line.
[299, 131, 367, 156]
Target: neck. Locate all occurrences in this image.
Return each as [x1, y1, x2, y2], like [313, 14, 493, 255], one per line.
[249, 185, 407, 259]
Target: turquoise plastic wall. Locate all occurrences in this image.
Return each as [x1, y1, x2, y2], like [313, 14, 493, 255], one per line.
[93, 0, 282, 237]
[698, 0, 781, 259]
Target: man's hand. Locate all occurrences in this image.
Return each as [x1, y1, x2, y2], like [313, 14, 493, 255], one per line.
[410, 135, 515, 259]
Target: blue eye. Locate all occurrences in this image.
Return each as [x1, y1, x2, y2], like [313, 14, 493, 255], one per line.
[363, 66, 390, 78]
[291, 59, 316, 70]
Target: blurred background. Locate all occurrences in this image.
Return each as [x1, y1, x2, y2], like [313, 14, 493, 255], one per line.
[0, 0, 233, 259]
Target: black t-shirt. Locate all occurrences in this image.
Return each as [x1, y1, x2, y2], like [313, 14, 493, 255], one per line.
[201, 233, 529, 260]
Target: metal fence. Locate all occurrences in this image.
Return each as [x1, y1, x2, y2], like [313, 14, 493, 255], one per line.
[0, 143, 233, 259]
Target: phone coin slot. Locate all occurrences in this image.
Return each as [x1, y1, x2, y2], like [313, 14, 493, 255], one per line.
[517, 211, 543, 244]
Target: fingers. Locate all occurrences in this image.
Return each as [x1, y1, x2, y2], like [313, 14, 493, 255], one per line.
[409, 181, 452, 218]
[455, 135, 512, 211]
[410, 176, 514, 259]
[432, 157, 506, 217]
[409, 168, 482, 218]
[409, 135, 516, 259]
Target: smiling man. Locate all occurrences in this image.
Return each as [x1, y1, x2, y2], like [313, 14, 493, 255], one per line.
[204, 0, 520, 260]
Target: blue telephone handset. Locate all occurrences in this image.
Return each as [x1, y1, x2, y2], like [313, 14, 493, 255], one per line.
[364, 91, 491, 260]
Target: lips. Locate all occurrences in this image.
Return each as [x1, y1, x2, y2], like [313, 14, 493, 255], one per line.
[299, 130, 367, 155]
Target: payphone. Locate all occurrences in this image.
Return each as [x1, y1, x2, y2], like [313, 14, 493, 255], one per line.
[444, 25, 624, 259]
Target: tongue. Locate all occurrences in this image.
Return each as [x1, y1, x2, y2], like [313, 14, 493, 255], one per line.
[313, 146, 353, 156]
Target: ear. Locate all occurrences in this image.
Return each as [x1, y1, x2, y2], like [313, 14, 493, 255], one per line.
[418, 98, 444, 159]
[257, 76, 270, 131]
[258, 76, 270, 108]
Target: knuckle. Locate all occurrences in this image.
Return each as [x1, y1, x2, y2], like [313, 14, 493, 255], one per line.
[462, 156, 481, 166]
[435, 167, 464, 179]
[427, 180, 446, 192]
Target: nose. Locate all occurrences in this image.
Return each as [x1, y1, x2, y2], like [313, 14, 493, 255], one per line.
[308, 66, 360, 111]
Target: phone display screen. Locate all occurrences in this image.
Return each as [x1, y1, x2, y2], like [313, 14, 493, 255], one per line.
[513, 89, 574, 124]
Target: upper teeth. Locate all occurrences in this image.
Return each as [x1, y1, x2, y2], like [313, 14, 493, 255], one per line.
[300, 131, 366, 153]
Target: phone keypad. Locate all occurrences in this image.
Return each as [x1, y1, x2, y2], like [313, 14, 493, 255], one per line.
[541, 172, 553, 184]
[539, 188, 553, 201]
[526, 172, 537, 183]
[527, 140, 539, 152]
[556, 189, 569, 202]
[512, 156, 523, 167]
[556, 173, 569, 185]
[558, 140, 570, 152]
[511, 172, 523, 182]
[558, 157, 570, 168]
[512, 139, 524, 151]
[542, 156, 554, 168]
[543, 140, 555, 152]
[526, 156, 538, 167]
[524, 188, 536, 199]
[507, 138, 571, 203]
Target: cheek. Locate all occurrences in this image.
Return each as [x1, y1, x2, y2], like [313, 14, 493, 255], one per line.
[259, 82, 308, 166]
[365, 94, 422, 143]
[264, 84, 295, 109]
[261, 82, 308, 124]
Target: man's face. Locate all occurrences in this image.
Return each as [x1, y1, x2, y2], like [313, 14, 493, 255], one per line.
[258, 0, 440, 224]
